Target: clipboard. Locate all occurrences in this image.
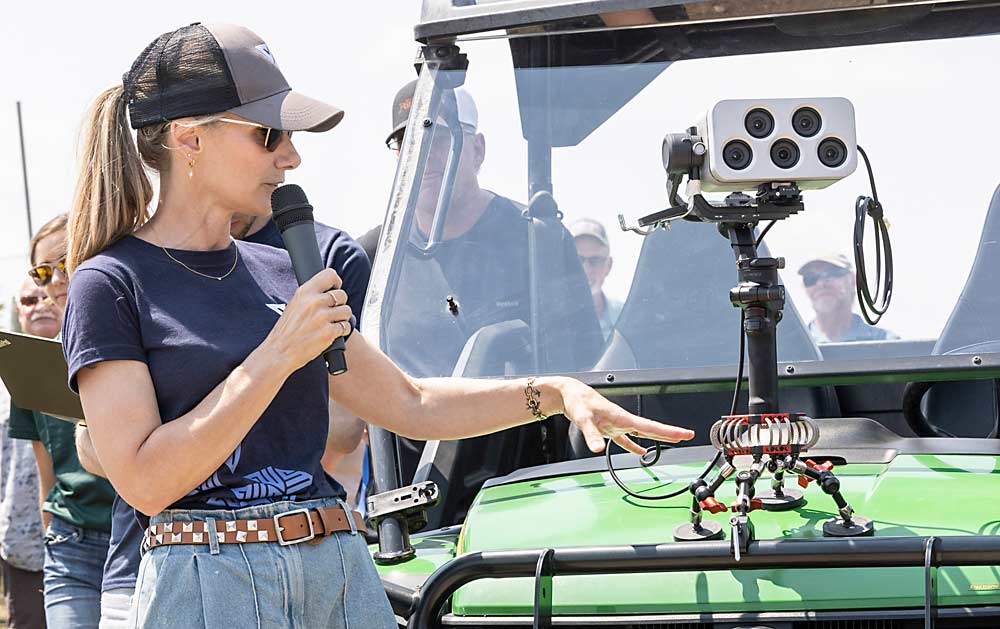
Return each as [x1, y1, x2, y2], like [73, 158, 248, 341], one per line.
[0, 331, 84, 422]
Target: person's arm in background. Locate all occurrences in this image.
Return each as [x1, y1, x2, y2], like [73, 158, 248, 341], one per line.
[320, 399, 365, 473]
[29, 442, 54, 530]
[75, 424, 105, 477]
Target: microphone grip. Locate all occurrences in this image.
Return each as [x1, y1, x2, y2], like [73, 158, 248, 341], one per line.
[280, 222, 348, 376]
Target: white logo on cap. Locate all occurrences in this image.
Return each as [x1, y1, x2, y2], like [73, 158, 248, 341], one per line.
[255, 44, 277, 66]
[266, 303, 285, 316]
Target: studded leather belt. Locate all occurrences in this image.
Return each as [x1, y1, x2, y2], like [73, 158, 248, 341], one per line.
[144, 505, 364, 549]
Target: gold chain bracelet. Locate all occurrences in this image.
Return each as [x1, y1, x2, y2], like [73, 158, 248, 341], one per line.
[525, 377, 547, 421]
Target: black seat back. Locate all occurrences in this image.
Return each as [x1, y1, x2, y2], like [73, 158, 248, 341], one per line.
[925, 185, 1000, 437]
[571, 221, 839, 457]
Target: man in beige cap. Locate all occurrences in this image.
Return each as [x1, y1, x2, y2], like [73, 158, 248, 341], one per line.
[798, 254, 897, 343]
[571, 218, 624, 339]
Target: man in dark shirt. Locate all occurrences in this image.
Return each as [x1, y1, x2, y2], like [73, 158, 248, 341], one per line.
[365, 81, 603, 482]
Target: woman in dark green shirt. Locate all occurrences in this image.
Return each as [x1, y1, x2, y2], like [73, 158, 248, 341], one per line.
[11, 214, 115, 628]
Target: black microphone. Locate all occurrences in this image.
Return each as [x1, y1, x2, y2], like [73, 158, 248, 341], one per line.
[271, 184, 347, 376]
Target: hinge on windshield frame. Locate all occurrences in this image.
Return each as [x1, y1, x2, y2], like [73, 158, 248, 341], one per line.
[419, 43, 469, 74]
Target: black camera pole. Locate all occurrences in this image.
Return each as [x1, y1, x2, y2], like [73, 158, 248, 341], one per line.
[726, 223, 782, 418]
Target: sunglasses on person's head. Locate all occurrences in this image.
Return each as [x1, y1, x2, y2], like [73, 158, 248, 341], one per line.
[217, 118, 293, 152]
[802, 267, 850, 287]
[29, 257, 66, 287]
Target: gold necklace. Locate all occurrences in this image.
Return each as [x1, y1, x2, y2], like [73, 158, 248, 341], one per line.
[160, 240, 240, 281]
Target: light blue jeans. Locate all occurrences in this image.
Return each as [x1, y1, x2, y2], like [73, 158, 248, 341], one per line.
[43, 515, 111, 628]
[131, 497, 396, 629]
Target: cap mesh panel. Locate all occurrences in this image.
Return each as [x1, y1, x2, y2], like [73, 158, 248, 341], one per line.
[125, 24, 241, 129]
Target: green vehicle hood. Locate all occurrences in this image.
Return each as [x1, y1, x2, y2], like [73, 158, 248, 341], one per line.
[378, 448, 1000, 616]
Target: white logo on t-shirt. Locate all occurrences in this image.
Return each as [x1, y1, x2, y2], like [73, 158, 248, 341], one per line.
[266, 304, 286, 316]
[255, 44, 277, 66]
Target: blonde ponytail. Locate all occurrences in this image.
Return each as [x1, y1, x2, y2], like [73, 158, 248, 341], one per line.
[68, 85, 160, 273]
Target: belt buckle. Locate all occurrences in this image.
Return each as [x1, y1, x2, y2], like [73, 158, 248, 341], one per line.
[273, 508, 315, 546]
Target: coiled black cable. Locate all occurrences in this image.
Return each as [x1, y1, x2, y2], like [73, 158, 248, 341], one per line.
[854, 146, 893, 325]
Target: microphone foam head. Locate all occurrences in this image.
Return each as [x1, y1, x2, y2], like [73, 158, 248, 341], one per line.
[271, 184, 314, 233]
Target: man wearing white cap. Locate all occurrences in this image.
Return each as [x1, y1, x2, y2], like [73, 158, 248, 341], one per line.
[571, 218, 623, 339]
[799, 254, 898, 343]
[367, 80, 604, 483]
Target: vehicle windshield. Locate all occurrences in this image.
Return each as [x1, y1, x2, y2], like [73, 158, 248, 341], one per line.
[369, 27, 1000, 380]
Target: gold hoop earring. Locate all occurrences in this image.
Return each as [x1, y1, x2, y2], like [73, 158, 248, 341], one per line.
[187, 156, 195, 179]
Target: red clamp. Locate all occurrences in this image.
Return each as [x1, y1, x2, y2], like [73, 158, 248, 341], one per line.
[797, 459, 835, 488]
[699, 497, 726, 514]
[730, 498, 762, 513]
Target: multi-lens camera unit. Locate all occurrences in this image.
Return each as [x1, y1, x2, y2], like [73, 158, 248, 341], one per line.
[663, 97, 858, 192]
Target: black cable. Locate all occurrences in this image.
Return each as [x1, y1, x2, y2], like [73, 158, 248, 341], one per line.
[854, 145, 894, 325]
[605, 302, 748, 500]
[755, 220, 776, 247]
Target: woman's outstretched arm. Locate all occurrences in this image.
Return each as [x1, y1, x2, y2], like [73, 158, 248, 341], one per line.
[331, 334, 694, 455]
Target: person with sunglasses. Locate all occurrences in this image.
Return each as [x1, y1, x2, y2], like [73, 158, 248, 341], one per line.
[61, 24, 692, 628]
[798, 253, 899, 343]
[8, 215, 116, 628]
[72, 208, 371, 628]
[570, 218, 624, 341]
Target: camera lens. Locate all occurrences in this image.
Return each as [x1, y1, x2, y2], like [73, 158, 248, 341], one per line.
[817, 137, 848, 168]
[723, 140, 753, 170]
[792, 107, 822, 138]
[744, 108, 775, 139]
[770, 139, 800, 169]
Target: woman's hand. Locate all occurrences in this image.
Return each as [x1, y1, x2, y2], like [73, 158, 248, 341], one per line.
[263, 268, 352, 374]
[550, 378, 695, 455]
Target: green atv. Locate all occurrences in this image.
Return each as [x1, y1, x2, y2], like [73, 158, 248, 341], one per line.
[361, 1, 1000, 626]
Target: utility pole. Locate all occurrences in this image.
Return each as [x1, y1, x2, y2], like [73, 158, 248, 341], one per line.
[17, 101, 33, 241]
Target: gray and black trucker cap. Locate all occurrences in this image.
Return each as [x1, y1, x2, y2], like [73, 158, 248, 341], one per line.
[124, 23, 343, 132]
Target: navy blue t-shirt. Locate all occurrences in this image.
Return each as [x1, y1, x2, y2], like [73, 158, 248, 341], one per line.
[245, 220, 371, 325]
[62, 235, 359, 591]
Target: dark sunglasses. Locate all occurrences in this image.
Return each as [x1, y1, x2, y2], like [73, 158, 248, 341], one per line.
[217, 118, 293, 152]
[579, 255, 610, 267]
[19, 294, 44, 307]
[29, 257, 67, 287]
[802, 268, 850, 287]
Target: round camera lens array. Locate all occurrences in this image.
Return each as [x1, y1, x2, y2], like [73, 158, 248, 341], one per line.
[744, 108, 774, 139]
[729, 106, 847, 171]
[722, 140, 753, 171]
[792, 107, 821, 138]
[770, 139, 800, 169]
[817, 137, 847, 168]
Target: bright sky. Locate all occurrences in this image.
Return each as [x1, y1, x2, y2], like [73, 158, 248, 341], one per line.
[0, 3, 421, 314]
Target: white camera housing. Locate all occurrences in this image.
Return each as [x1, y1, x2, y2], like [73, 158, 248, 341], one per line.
[699, 97, 857, 192]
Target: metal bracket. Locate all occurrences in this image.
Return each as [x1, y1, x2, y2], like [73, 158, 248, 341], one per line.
[420, 44, 469, 75]
[366, 481, 439, 534]
[924, 536, 940, 629]
[533, 548, 555, 629]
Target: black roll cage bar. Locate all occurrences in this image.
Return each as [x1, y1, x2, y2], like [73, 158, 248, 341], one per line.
[387, 535, 1000, 628]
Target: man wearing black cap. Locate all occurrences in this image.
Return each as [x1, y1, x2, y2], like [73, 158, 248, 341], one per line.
[799, 254, 898, 342]
[361, 80, 603, 483]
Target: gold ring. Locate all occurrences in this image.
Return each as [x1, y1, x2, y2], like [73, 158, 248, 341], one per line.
[330, 292, 340, 308]
[340, 320, 349, 336]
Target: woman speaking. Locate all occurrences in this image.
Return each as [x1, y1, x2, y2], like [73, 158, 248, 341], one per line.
[62, 23, 693, 627]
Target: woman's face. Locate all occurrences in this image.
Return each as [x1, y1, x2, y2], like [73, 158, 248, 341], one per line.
[32, 229, 69, 310]
[194, 115, 301, 217]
